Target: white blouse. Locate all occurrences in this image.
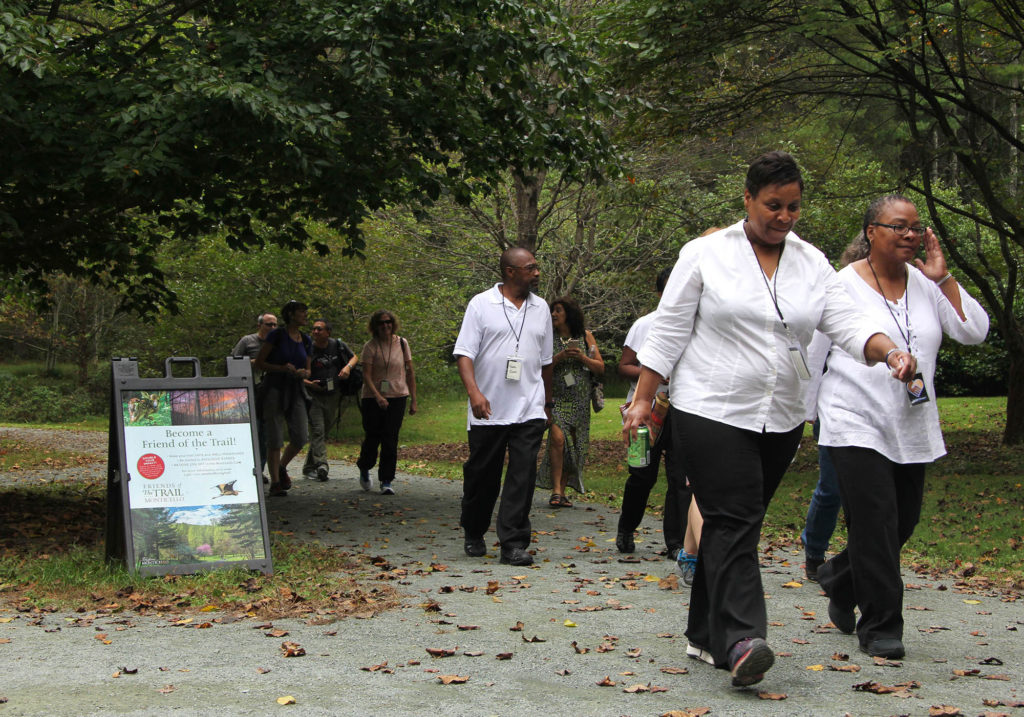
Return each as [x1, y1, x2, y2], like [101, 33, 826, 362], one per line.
[817, 264, 989, 463]
[637, 221, 880, 433]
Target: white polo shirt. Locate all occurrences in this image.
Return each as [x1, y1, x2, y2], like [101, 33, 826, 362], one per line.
[453, 284, 553, 428]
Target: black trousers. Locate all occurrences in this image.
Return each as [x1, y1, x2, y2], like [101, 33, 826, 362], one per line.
[617, 409, 691, 552]
[357, 396, 407, 483]
[460, 419, 546, 550]
[817, 446, 926, 648]
[674, 410, 803, 667]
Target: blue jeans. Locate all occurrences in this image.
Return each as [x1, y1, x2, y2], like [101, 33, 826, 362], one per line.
[801, 420, 842, 560]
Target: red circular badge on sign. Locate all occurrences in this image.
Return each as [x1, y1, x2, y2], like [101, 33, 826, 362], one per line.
[137, 453, 165, 480]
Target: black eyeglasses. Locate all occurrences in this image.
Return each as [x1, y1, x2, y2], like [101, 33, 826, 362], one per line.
[379, 319, 394, 325]
[510, 264, 540, 272]
[872, 222, 924, 236]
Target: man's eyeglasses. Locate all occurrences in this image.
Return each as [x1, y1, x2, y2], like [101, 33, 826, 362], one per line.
[379, 319, 394, 325]
[510, 264, 540, 272]
[872, 222, 924, 236]
[262, 321, 277, 327]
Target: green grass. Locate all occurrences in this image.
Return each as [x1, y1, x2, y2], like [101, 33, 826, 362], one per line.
[331, 394, 1024, 584]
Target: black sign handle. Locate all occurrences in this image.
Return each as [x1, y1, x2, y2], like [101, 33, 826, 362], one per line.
[164, 356, 202, 379]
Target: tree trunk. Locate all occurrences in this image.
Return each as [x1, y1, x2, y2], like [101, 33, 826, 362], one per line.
[514, 172, 546, 253]
[1003, 329, 1024, 445]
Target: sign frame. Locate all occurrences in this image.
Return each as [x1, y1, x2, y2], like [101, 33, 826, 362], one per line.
[105, 356, 273, 576]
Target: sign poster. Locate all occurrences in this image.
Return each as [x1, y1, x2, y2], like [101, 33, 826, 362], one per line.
[121, 387, 265, 571]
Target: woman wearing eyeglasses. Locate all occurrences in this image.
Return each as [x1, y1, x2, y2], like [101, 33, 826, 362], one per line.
[356, 310, 418, 495]
[813, 195, 988, 659]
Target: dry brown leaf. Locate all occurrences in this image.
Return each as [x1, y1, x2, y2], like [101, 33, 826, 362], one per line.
[596, 676, 617, 687]
[928, 707, 963, 716]
[276, 696, 296, 705]
[496, 652, 513, 660]
[280, 641, 306, 657]
[660, 666, 689, 675]
[758, 691, 788, 701]
[827, 664, 861, 673]
[623, 683, 649, 693]
[510, 621, 524, 632]
[571, 641, 589, 654]
[660, 710, 711, 717]
[157, 685, 175, 694]
[437, 674, 469, 685]
[426, 647, 456, 658]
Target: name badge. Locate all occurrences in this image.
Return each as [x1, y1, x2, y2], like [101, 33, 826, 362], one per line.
[907, 373, 930, 405]
[788, 344, 811, 380]
[380, 379, 391, 394]
[325, 378, 335, 392]
[505, 357, 523, 381]
[563, 373, 576, 387]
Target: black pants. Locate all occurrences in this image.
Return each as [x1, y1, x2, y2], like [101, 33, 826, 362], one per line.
[817, 446, 926, 649]
[617, 409, 691, 552]
[357, 396, 407, 483]
[675, 410, 803, 667]
[460, 419, 546, 550]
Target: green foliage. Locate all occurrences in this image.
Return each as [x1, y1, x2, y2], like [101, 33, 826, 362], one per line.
[0, 372, 99, 422]
[1, 0, 616, 316]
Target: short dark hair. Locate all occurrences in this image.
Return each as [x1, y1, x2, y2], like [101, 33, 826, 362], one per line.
[862, 194, 913, 236]
[745, 151, 803, 198]
[368, 309, 399, 335]
[312, 318, 332, 333]
[551, 296, 585, 337]
[281, 300, 308, 324]
[656, 267, 672, 294]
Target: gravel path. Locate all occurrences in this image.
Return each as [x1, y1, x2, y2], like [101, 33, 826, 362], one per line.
[2, 428, 1023, 716]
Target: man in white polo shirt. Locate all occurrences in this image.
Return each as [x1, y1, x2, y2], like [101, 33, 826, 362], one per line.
[454, 247, 554, 567]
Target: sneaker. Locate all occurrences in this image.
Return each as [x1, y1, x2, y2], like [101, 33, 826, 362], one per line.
[359, 468, 372, 492]
[805, 555, 824, 582]
[686, 642, 715, 666]
[675, 551, 697, 586]
[828, 599, 856, 635]
[316, 466, 329, 482]
[615, 531, 635, 553]
[381, 482, 395, 495]
[302, 471, 317, 481]
[728, 637, 774, 687]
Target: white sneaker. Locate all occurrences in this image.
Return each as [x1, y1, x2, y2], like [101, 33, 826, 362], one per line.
[359, 469, 373, 492]
[380, 482, 395, 495]
[686, 642, 715, 665]
[302, 472, 317, 481]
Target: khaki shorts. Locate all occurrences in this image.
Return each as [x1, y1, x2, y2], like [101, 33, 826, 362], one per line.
[263, 386, 309, 449]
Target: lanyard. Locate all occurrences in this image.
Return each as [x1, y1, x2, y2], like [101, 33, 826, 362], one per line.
[375, 336, 394, 376]
[756, 243, 791, 333]
[866, 258, 912, 352]
[500, 285, 529, 354]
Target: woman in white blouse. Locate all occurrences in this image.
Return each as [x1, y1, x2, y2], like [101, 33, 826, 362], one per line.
[814, 195, 989, 660]
[623, 152, 917, 688]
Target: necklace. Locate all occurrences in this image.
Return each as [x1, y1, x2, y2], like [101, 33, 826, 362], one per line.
[866, 257, 912, 352]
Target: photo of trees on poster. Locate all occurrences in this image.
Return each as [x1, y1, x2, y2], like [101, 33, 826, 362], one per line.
[131, 503, 264, 569]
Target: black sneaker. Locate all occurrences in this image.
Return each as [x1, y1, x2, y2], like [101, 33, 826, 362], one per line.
[861, 638, 904, 659]
[615, 532, 635, 553]
[499, 547, 534, 566]
[316, 466, 329, 482]
[828, 599, 856, 634]
[805, 555, 824, 582]
[464, 535, 486, 557]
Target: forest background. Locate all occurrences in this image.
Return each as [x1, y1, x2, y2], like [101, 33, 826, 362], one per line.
[0, 0, 1018, 438]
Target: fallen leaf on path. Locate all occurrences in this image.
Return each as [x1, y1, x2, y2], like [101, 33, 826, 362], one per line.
[266, 629, 289, 638]
[872, 656, 903, 667]
[660, 666, 689, 675]
[426, 648, 456, 658]
[280, 642, 306, 657]
[276, 695, 296, 705]
[660, 710, 710, 717]
[257, 667, 271, 674]
[828, 664, 861, 673]
[555, 668, 571, 676]
[623, 683, 650, 693]
[952, 668, 980, 677]
[564, 620, 577, 627]
[361, 662, 389, 672]
[927, 706, 962, 716]
[496, 652, 513, 660]
[463, 651, 483, 657]
[781, 581, 802, 588]
[437, 674, 469, 684]
[522, 635, 545, 643]
[595, 676, 616, 687]
[625, 648, 642, 658]
[510, 621, 524, 632]
[457, 625, 479, 631]
[571, 641, 589, 654]
[758, 692, 787, 700]
[157, 685, 175, 694]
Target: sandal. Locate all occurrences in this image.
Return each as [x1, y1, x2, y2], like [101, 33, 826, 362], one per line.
[549, 493, 563, 508]
[558, 494, 573, 508]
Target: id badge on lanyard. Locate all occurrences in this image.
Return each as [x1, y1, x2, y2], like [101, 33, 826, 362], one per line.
[506, 356, 523, 381]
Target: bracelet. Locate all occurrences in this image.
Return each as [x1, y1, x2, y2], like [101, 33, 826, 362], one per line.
[884, 348, 900, 368]
[936, 272, 953, 286]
